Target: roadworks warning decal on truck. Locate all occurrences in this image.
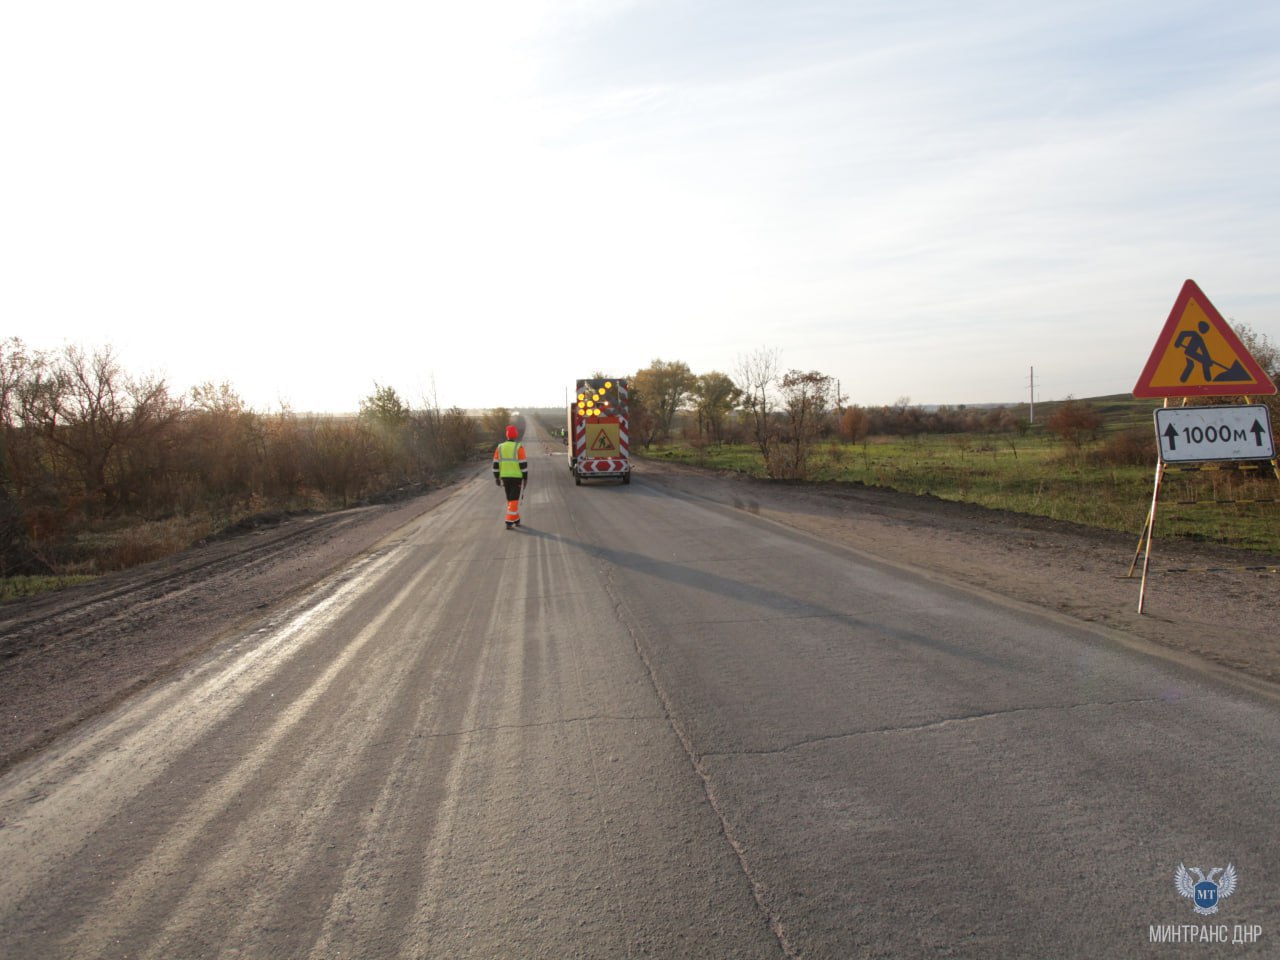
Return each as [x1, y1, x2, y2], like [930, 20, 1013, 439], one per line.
[587, 422, 620, 453]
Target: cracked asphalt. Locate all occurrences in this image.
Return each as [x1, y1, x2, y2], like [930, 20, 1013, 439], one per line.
[2, 422, 1278, 958]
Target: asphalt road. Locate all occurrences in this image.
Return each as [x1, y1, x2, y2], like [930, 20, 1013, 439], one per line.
[2, 424, 1278, 958]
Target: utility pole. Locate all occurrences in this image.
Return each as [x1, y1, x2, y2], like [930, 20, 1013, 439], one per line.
[1028, 366, 1035, 424]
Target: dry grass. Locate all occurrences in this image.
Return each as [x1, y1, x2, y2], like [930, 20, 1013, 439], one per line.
[62, 515, 220, 575]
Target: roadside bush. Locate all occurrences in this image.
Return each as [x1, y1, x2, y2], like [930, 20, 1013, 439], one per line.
[1090, 428, 1156, 467]
[1045, 397, 1103, 451]
[0, 339, 478, 582]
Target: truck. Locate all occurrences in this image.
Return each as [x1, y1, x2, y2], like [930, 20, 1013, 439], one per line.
[568, 378, 632, 485]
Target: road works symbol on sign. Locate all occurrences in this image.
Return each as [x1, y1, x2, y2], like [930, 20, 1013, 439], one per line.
[1133, 280, 1277, 398]
[587, 421, 620, 453]
[1154, 405, 1275, 463]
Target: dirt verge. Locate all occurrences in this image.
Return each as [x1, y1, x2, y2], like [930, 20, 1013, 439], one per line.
[0, 475, 478, 775]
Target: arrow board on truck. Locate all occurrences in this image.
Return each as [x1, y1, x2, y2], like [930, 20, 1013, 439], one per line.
[1153, 405, 1275, 463]
[1134, 280, 1277, 398]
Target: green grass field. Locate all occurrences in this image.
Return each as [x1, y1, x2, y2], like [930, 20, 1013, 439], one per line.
[643, 396, 1280, 554]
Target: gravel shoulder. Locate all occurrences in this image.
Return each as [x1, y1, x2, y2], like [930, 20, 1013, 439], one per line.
[2, 458, 1277, 775]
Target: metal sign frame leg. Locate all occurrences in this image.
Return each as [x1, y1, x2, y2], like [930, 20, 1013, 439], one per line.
[1127, 502, 1153, 579]
[1129, 461, 1165, 615]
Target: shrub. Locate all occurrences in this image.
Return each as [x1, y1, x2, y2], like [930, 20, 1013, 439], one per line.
[1045, 397, 1103, 450]
[1091, 428, 1156, 467]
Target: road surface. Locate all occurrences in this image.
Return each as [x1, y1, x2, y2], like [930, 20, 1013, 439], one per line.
[2, 423, 1277, 958]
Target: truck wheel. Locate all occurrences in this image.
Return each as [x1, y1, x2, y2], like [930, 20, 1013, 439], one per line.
[622, 473, 631, 485]
[575, 476, 582, 486]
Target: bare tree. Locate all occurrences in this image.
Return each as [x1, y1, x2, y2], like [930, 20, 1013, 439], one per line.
[0, 339, 43, 572]
[184, 383, 263, 507]
[735, 347, 780, 463]
[299, 417, 381, 507]
[0, 341, 490, 575]
[114, 372, 184, 514]
[263, 406, 304, 501]
[31, 346, 181, 512]
[439, 406, 477, 463]
[1233, 322, 1280, 446]
[0, 339, 50, 503]
[776, 369, 840, 479]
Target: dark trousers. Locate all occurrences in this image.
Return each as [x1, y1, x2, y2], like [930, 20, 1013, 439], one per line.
[501, 477, 525, 500]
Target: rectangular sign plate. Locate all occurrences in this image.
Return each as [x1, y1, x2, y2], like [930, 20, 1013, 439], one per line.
[1154, 404, 1275, 463]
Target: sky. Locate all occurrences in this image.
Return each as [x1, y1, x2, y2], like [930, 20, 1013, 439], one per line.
[3, 0, 1279, 414]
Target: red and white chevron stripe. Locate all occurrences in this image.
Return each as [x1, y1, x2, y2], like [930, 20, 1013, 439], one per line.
[617, 380, 630, 459]
[576, 458, 628, 474]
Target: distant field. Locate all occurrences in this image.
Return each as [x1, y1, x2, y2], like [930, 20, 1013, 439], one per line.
[642, 395, 1280, 554]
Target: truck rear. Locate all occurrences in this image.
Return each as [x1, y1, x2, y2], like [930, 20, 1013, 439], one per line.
[568, 378, 632, 485]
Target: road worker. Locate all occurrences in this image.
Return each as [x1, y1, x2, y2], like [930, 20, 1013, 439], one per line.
[492, 425, 528, 529]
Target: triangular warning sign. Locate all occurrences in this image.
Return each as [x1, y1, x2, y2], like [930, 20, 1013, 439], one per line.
[1133, 280, 1277, 397]
[589, 425, 617, 451]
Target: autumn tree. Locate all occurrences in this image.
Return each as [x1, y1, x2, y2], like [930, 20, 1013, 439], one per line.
[1045, 396, 1103, 453]
[839, 405, 871, 444]
[691, 371, 742, 444]
[631, 359, 695, 445]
